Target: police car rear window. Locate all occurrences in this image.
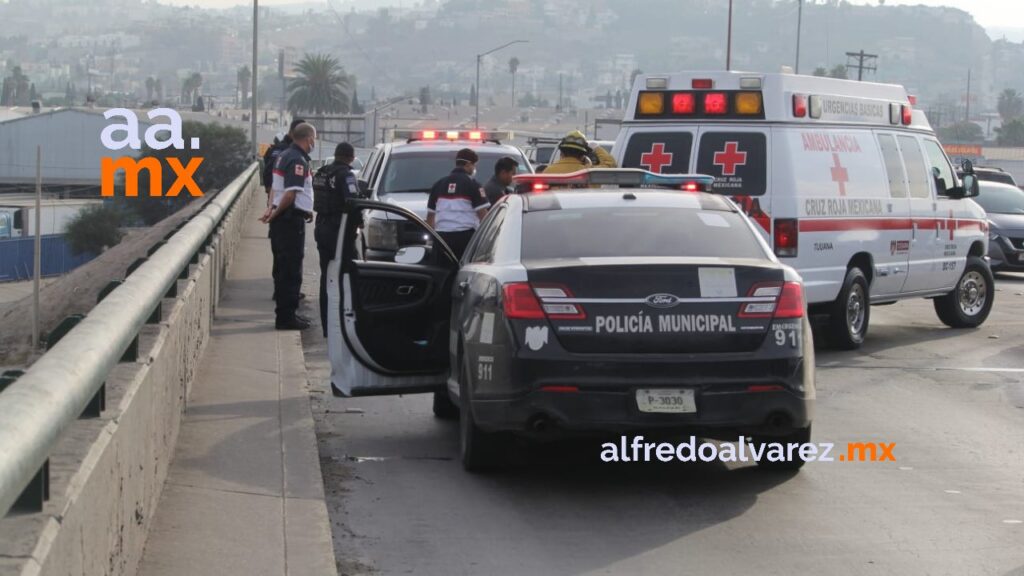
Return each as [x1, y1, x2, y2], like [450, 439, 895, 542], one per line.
[521, 208, 765, 260]
[380, 151, 528, 195]
[696, 132, 767, 196]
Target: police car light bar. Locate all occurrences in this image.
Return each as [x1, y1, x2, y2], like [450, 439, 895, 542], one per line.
[393, 129, 513, 143]
[513, 169, 715, 193]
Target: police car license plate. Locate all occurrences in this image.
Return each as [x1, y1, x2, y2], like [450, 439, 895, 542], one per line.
[636, 389, 696, 414]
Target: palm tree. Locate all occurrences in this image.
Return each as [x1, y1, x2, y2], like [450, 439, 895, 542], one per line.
[287, 53, 352, 115]
[237, 65, 251, 108]
[181, 72, 202, 105]
[508, 56, 519, 108]
[997, 89, 1023, 122]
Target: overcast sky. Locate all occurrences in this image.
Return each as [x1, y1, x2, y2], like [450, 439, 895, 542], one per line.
[156, 0, 1024, 29]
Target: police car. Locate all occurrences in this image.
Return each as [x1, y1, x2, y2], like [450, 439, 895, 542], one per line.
[614, 71, 990, 349]
[326, 169, 815, 471]
[358, 130, 531, 257]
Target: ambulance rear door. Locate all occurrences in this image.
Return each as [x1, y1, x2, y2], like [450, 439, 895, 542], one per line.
[693, 126, 772, 239]
[617, 127, 697, 176]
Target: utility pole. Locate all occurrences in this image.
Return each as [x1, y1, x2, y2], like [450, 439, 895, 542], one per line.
[250, 0, 258, 158]
[32, 146, 41, 351]
[726, 0, 733, 71]
[278, 49, 286, 129]
[965, 69, 972, 122]
[558, 73, 563, 111]
[795, 0, 803, 74]
[845, 50, 878, 81]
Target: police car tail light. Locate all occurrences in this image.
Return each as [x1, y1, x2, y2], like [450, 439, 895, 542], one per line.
[421, 130, 437, 140]
[792, 95, 807, 118]
[739, 283, 781, 318]
[671, 93, 696, 114]
[774, 282, 805, 319]
[735, 92, 762, 115]
[704, 93, 728, 115]
[692, 78, 714, 89]
[535, 285, 586, 320]
[638, 92, 665, 116]
[503, 283, 545, 319]
[773, 218, 798, 257]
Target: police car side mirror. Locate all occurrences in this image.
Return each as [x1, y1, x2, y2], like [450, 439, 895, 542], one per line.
[357, 179, 371, 198]
[394, 245, 429, 265]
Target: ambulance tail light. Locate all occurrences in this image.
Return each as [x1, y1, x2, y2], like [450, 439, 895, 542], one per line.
[692, 78, 714, 89]
[704, 93, 728, 115]
[792, 95, 807, 118]
[773, 218, 798, 257]
[672, 92, 696, 114]
[901, 105, 912, 126]
[773, 282, 805, 319]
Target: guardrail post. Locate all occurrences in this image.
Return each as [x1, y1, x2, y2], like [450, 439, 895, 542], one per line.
[82, 384, 105, 418]
[127, 257, 148, 275]
[97, 280, 122, 303]
[46, 315, 84, 349]
[0, 370, 25, 393]
[11, 460, 48, 514]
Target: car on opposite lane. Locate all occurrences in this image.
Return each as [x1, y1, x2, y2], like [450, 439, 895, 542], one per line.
[326, 169, 815, 472]
[974, 181, 1024, 272]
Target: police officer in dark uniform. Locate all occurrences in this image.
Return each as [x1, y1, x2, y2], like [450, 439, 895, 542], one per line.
[426, 148, 490, 260]
[263, 117, 305, 300]
[312, 142, 358, 337]
[262, 122, 316, 330]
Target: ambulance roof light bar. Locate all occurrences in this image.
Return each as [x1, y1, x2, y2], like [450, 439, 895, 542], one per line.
[393, 129, 513, 143]
[512, 169, 715, 193]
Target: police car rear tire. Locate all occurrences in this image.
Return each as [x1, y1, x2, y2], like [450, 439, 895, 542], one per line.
[826, 267, 870, 350]
[458, 359, 506, 472]
[934, 256, 994, 329]
[752, 425, 811, 471]
[433, 391, 459, 420]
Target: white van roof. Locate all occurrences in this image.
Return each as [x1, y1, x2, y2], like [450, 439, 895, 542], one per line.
[625, 71, 930, 131]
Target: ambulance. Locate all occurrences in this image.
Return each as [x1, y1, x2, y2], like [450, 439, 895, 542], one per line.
[613, 71, 990, 349]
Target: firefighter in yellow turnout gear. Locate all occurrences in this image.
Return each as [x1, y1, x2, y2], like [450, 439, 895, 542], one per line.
[542, 130, 618, 174]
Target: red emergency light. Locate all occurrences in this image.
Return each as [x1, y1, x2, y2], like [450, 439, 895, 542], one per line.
[692, 78, 714, 89]
[395, 129, 512, 143]
[792, 94, 808, 118]
[512, 169, 714, 194]
[672, 93, 696, 114]
[901, 105, 912, 126]
[704, 93, 728, 115]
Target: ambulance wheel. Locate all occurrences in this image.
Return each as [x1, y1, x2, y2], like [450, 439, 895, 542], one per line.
[827, 267, 870, 350]
[458, 359, 506, 472]
[934, 256, 994, 328]
[432, 390, 459, 420]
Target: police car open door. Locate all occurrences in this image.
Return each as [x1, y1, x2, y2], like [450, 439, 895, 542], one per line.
[327, 199, 458, 396]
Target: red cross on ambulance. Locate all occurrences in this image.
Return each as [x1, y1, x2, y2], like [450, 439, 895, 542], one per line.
[713, 141, 747, 176]
[640, 143, 673, 173]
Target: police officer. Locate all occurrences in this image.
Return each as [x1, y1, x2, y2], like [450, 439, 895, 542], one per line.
[263, 117, 305, 301]
[542, 129, 617, 174]
[426, 148, 489, 260]
[312, 142, 358, 337]
[483, 156, 519, 205]
[262, 122, 316, 330]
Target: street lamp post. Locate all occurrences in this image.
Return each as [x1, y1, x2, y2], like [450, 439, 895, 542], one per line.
[795, 0, 804, 74]
[475, 40, 528, 129]
[726, 0, 733, 71]
[250, 0, 258, 158]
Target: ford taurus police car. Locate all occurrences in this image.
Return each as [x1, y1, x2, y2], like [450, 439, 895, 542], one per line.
[614, 71, 991, 349]
[326, 169, 815, 471]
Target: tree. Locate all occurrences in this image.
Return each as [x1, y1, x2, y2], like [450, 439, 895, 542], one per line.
[937, 121, 983, 143]
[64, 205, 125, 256]
[1, 65, 30, 106]
[145, 76, 156, 102]
[996, 118, 1024, 146]
[155, 78, 164, 102]
[237, 65, 251, 108]
[508, 56, 520, 108]
[997, 89, 1023, 122]
[351, 90, 364, 114]
[181, 72, 202, 105]
[829, 65, 848, 79]
[287, 53, 353, 115]
[812, 66, 829, 77]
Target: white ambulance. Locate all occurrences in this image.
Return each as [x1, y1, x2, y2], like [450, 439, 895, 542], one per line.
[613, 71, 990, 349]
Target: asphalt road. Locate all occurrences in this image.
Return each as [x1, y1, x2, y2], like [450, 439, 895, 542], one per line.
[302, 271, 1024, 576]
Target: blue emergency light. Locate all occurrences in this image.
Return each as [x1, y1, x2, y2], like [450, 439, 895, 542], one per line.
[513, 169, 715, 193]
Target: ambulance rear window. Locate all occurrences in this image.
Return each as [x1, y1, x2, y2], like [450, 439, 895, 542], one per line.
[621, 132, 693, 175]
[696, 132, 767, 196]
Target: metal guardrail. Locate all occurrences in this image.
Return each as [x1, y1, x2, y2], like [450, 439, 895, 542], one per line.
[0, 163, 259, 516]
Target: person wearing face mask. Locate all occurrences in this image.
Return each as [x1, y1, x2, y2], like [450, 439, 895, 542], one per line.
[262, 122, 317, 330]
[425, 148, 490, 260]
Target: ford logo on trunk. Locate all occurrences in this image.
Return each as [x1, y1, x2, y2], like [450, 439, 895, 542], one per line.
[645, 293, 680, 308]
